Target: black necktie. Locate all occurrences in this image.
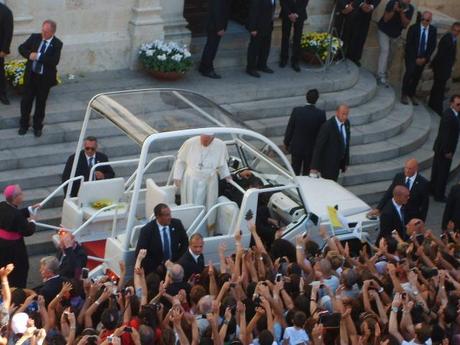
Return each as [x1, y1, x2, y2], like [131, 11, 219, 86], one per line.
[32, 40, 48, 74]
[419, 28, 427, 56]
[400, 206, 405, 224]
[197, 254, 204, 267]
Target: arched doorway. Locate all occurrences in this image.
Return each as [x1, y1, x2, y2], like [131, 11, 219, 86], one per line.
[183, 0, 250, 36]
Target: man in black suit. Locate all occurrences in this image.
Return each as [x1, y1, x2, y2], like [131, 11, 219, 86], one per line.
[279, 0, 308, 72]
[401, 11, 437, 105]
[429, 22, 460, 116]
[198, 0, 231, 79]
[310, 104, 351, 181]
[135, 203, 189, 276]
[0, 3, 13, 105]
[177, 233, 205, 282]
[430, 95, 460, 202]
[337, 0, 380, 66]
[62, 136, 115, 197]
[376, 185, 409, 244]
[18, 20, 63, 137]
[246, 0, 276, 78]
[368, 159, 430, 221]
[37, 256, 63, 306]
[283, 89, 326, 175]
[442, 181, 460, 231]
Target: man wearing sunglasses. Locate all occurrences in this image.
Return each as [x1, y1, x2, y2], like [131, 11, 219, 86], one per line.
[401, 11, 437, 105]
[61, 136, 115, 197]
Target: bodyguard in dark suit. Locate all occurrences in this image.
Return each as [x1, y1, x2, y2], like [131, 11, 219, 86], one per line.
[177, 233, 205, 282]
[310, 104, 351, 181]
[338, 0, 380, 65]
[246, 0, 276, 78]
[370, 159, 429, 221]
[18, 20, 63, 137]
[198, 0, 231, 79]
[0, 3, 13, 105]
[283, 89, 326, 175]
[401, 12, 437, 105]
[279, 0, 308, 72]
[135, 204, 189, 276]
[442, 182, 460, 231]
[429, 22, 460, 116]
[430, 95, 460, 202]
[376, 185, 410, 244]
[62, 136, 115, 197]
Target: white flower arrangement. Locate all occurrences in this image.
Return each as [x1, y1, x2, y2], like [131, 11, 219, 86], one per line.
[301, 32, 343, 63]
[139, 40, 193, 73]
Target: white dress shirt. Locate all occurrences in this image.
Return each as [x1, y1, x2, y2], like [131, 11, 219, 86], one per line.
[405, 173, 417, 191]
[335, 116, 347, 145]
[392, 198, 404, 222]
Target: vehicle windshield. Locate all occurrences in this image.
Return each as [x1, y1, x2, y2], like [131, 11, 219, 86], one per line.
[89, 89, 246, 145]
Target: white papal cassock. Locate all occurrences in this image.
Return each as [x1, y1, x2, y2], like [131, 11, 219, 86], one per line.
[173, 136, 230, 227]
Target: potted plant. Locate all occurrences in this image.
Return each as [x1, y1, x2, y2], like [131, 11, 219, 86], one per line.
[300, 32, 342, 65]
[139, 40, 193, 81]
[4, 59, 26, 93]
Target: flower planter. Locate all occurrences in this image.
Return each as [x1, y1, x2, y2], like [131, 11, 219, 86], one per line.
[148, 70, 185, 81]
[302, 51, 322, 66]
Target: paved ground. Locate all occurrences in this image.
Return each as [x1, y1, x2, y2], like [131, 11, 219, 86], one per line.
[26, 172, 459, 287]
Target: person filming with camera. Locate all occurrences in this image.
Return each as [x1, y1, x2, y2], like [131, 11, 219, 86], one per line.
[376, 0, 414, 87]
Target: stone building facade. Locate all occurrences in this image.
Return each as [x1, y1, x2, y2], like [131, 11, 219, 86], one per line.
[4, 0, 459, 79]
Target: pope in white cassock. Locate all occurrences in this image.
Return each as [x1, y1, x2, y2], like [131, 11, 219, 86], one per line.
[173, 134, 232, 233]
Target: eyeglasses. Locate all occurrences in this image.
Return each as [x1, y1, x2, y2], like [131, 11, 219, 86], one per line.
[84, 147, 96, 151]
[422, 18, 431, 22]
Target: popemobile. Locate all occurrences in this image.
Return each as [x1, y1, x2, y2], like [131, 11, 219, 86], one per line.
[33, 89, 379, 278]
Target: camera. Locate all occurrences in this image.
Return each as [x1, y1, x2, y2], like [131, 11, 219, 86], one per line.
[275, 273, 283, 283]
[81, 268, 89, 279]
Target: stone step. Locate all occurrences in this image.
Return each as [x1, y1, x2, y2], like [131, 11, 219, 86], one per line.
[226, 69, 385, 124]
[339, 105, 436, 186]
[349, 154, 460, 205]
[246, 101, 413, 145]
[270, 104, 427, 165]
[0, 61, 360, 130]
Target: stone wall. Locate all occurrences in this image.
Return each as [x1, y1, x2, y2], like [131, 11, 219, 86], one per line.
[6, 0, 164, 74]
[5, 0, 334, 75]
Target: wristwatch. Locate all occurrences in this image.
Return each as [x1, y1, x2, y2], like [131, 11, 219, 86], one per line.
[391, 306, 399, 313]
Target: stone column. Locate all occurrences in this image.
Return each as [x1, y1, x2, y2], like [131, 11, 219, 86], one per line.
[160, 0, 191, 46]
[128, 0, 165, 69]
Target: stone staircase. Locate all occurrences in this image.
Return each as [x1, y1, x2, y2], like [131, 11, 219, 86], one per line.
[0, 33, 457, 255]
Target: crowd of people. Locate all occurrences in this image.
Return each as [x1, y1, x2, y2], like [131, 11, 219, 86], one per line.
[0, 201, 460, 345]
[1, 0, 460, 345]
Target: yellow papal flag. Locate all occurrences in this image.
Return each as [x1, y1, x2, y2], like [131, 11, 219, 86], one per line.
[327, 206, 346, 229]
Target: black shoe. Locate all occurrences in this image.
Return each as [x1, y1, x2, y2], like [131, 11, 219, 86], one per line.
[246, 69, 260, 78]
[18, 128, 28, 135]
[200, 70, 221, 79]
[258, 67, 274, 74]
[410, 97, 419, 106]
[34, 129, 42, 137]
[0, 94, 10, 105]
[401, 95, 409, 105]
[279, 60, 287, 68]
[434, 196, 447, 203]
[291, 63, 301, 72]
